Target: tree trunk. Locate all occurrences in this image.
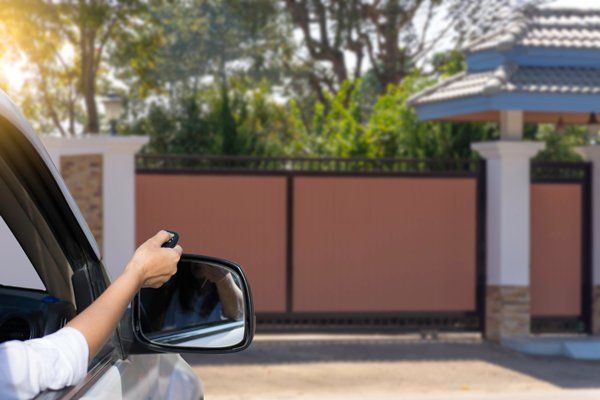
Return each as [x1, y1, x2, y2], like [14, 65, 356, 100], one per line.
[81, 29, 99, 134]
[83, 75, 99, 133]
[68, 86, 76, 137]
[379, 1, 403, 91]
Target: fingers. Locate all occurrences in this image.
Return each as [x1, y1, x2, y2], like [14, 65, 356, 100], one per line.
[150, 230, 173, 246]
[173, 245, 183, 257]
[134, 231, 183, 289]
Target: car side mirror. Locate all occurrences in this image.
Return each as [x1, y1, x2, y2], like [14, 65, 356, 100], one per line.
[132, 254, 254, 353]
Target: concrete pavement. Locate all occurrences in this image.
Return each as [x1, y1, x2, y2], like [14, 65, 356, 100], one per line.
[184, 333, 600, 399]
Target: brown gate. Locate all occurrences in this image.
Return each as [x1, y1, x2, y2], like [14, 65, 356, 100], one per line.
[530, 161, 592, 334]
[136, 156, 486, 332]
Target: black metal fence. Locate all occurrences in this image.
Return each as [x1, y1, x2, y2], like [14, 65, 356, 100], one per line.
[136, 154, 479, 175]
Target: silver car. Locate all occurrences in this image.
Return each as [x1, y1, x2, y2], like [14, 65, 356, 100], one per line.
[0, 90, 254, 399]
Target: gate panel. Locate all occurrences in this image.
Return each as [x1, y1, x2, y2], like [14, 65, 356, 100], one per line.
[293, 177, 477, 313]
[530, 183, 582, 316]
[136, 174, 287, 312]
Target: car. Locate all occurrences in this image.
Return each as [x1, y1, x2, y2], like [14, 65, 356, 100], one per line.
[0, 89, 254, 399]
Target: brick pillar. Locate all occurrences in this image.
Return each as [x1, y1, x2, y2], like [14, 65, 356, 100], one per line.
[60, 154, 104, 252]
[473, 141, 544, 341]
[42, 135, 148, 280]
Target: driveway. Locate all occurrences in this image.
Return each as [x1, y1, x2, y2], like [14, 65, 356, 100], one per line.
[184, 333, 600, 399]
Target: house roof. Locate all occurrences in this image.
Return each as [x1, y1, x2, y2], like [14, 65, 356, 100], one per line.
[408, 64, 600, 106]
[464, 7, 600, 53]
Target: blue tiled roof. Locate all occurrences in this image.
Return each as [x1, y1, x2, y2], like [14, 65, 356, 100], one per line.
[409, 64, 600, 106]
[465, 7, 600, 53]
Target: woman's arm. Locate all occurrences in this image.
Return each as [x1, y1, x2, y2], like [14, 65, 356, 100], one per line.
[215, 274, 244, 320]
[67, 230, 182, 361]
[0, 231, 183, 399]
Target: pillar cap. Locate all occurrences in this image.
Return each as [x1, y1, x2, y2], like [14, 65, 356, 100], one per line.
[472, 140, 545, 160]
[41, 134, 149, 156]
[575, 145, 600, 161]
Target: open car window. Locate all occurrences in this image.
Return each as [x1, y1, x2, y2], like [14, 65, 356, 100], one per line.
[0, 163, 75, 304]
[0, 120, 77, 305]
[0, 216, 44, 290]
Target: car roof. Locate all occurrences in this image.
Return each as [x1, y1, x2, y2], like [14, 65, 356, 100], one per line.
[0, 89, 101, 259]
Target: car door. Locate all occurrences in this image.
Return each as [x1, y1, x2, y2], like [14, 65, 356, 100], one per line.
[0, 91, 201, 400]
[0, 92, 125, 395]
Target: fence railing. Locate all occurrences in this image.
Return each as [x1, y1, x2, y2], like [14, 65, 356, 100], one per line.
[136, 155, 592, 180]
[530, 161, 591, 182]
[136, 154, 480, 175]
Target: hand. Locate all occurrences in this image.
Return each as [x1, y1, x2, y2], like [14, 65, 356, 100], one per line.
[201, 265, 229, 283]
[125, 230, 183, 288]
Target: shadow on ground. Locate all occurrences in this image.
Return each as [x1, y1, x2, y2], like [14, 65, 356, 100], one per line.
[183, 334, 600, 390]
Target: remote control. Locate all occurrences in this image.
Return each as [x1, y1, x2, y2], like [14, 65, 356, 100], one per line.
[161, 230, 179, 248]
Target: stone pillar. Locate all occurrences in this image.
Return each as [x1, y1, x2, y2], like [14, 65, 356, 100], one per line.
[42, 135, 148, 280]
[472, 141, 544, 341]
[576, 146, 600, 334]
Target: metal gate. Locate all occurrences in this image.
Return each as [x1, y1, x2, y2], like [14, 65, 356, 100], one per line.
[530, 161, 592, 334]
[136, 156, 486, 332]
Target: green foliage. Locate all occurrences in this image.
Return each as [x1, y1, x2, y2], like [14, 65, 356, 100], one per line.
[532, 125, 586, 162]
[285, 81, 369, 157]
[283, 75, 497, 160]
[432, 51, 467, 77]
[129, 78, 292, 156]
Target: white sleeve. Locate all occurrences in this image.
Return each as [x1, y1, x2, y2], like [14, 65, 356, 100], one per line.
[0, 327, 89, 400]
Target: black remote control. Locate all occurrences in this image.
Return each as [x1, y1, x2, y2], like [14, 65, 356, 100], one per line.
[161, 230, 179, 248]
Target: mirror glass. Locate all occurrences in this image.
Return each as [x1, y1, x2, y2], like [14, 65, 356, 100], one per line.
[139, 259, 246, 349]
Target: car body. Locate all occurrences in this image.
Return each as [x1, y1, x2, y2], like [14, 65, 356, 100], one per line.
[0, 89, 253, 399]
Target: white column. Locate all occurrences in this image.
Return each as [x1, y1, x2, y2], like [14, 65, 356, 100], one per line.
[472, 141, 544, 340]
[499, 110, 524, 140]
[42, 135, 148, 281]
[102, 139, 148, 280]
[576, 146, 600, 334]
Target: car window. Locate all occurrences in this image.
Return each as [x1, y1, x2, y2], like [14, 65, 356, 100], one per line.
[0, 215, 44, 290]
[0, 116, 105, 307]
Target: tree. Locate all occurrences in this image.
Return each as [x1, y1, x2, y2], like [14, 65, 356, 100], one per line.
[283, 0, 546, 97]
[0, 0, 154, 134]
[531, 125, 586, 162]
[117, 0, 294, 103]
[129, 77, 292, 157]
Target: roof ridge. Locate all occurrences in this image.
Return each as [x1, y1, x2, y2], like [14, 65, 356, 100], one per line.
[537, 7, 600, 16]
[528, 21, 600, 29]
[529, 22, 600, 29]
[519, 65, 600, 71]
[482, 63, 518, 95]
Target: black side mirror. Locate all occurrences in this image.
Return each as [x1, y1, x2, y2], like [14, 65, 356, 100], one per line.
[132, 254, 254, 353]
